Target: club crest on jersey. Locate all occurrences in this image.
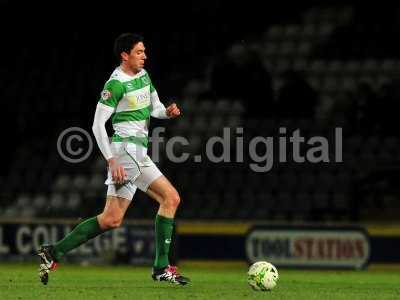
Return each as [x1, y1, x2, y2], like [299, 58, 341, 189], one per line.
[101, 90, 112, 100]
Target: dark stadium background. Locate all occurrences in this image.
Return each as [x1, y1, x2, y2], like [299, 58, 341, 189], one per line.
[1, 1, 400, 266]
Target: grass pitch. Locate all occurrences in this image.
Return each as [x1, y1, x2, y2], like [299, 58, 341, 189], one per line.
[1, 262, 399, 299]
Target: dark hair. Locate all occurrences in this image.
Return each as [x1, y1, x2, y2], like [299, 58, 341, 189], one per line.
[114, 33, 144, 61]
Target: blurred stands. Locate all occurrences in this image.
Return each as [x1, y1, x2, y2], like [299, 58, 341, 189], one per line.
[1, 4, 400, 222]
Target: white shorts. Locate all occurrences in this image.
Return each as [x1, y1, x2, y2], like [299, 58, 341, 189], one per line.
[105, 142, 163, 201]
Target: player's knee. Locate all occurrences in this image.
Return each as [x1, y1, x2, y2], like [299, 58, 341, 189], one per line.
[164, 191, 180, 210]
[98, 214, 123, 230]
[104, 217, 123, 229]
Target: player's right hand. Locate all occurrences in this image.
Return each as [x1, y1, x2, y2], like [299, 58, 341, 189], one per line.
[108, 157, 126, 185]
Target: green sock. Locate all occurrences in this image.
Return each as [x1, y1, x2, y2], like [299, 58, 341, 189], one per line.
[153, 214, 174, 269]
[52, 216, 105, 261]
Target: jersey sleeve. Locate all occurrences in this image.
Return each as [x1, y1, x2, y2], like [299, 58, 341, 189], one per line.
[150, 90, 169, 119]
[150, 82, 156, 93]
[146, 71, 168, 119]
[98, 79, 124, 108]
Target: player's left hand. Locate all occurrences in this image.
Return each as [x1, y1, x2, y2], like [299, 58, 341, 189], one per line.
[166, 103, 181, 118]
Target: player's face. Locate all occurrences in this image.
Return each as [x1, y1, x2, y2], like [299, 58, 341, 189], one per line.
[125, 42, 147, 73]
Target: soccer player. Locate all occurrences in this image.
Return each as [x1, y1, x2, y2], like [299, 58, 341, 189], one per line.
[38, 33, 190, 286]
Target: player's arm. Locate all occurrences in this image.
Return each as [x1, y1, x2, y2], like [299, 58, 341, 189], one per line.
[148, 73, 181, 119]
[92, 80, 126, 184]
[92, 103, 126, 184]
[150, 90, 181, 119]
[92, 103, 114, 161]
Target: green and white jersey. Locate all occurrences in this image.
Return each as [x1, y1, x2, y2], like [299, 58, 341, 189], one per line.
[99, 67, 164, 148]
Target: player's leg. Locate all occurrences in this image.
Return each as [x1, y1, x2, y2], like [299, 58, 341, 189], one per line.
[38, 182, 135, 285]
[45, 195, 131, 260]
[147, 175, 180, 217]
[146, 176, 180, 268]
[97, 195, 131, 230]
[121, 142, 188, 284]
[142, 175, 189, 285]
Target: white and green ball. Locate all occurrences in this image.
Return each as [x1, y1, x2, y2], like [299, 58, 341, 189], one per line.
[247, 261, 279, 291]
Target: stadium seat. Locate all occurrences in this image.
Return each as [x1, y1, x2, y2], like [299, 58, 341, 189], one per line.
[66, 193, 82, 211]
[279, 41, 296, 58]
[275, 59, 291, 73]
[297, 42, 311, 57]
[318, 23, 334, 38]
[180, 98, 197, 114]
[362, 59, 379, 75]
[254, 193, 276, 220]
[71, 175, 88, 191]
[265, 25, 285, 42]
[309, 60, 327, 76]
[235, 191, 256, 219]
[16, 194, 30, 209]
[297, 172, 316, 193]
[293, 59, 308, 72]
[326, 60, 344, 75]
[264, 43, 278, 57]
[331, 193, 349, 215]
[279, 171, 298, 192]
[32, 194, 47, 210]
[197, 100, 214, 114]
[346, 136, 362, 154]
[87, 174, 104, 192]
[343, 60, 361, 76]
[4, 205, 19, 218]
[307, 76, 322, 91]
[231, 100, 245, 114]
[312, 192, 330, 213]
[200, 193, 220, 219]
[92, 157, 107, 173]
[20, 206, 36, 218]
[321, 76, 339, 93]
[275, 192, 294, 219]
[209, 116, 224, 131]
[50, 193, 64, 210]
[284, 24, 301, 41]
[53, 174, 71, 192]
[215, 99, 231, 114]
[340, 76, 357, 90]
[193, 116, 207, 132]
[182, 79, 207, 98]
[295, 193, 314, 219]
[381, 59, 397, 75]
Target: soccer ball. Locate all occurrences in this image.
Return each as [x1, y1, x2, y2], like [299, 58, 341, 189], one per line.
[247, 261, 279, 291]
